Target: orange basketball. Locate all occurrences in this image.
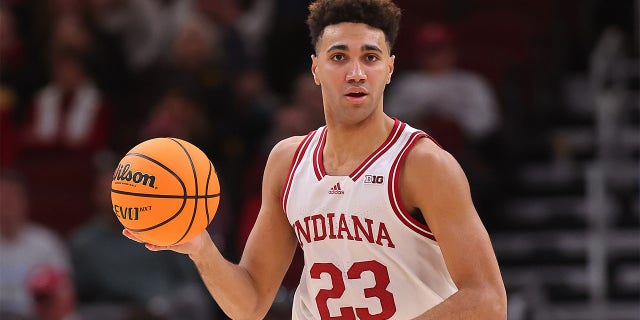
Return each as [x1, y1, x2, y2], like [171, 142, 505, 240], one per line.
[111, 137, 220, 246]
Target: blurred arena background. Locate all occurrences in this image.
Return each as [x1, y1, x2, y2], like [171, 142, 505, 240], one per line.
[0, 0, 638, 319]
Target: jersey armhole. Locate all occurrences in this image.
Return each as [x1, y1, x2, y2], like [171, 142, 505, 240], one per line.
[280, 130, 317, 214]
[388, 132, 440, 241]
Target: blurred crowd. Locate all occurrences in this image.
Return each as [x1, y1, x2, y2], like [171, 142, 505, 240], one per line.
[1, 0, 635, 319]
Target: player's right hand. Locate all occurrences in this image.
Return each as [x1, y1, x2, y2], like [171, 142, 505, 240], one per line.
[122, 229, 210, 257]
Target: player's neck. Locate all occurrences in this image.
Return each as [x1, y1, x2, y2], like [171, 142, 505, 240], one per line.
[323, 114, 395, 175]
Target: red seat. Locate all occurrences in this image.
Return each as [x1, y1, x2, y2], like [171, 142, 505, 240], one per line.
[453, 10, 539, 87]
[17, 148, 95, 237]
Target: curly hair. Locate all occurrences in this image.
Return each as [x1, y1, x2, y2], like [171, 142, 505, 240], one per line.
[307, 0, 402, 53]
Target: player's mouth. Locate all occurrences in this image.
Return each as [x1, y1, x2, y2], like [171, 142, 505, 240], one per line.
[345, 89, 368, 103]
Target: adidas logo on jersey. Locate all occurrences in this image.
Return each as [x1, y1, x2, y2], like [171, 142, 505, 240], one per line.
[328, 182, 345, 195]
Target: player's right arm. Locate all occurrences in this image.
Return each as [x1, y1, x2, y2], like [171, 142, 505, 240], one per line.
[124, 136, 303, 320]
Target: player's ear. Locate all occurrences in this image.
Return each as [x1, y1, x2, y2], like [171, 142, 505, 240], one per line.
[387, 55, 395, 84]
[311, 54, 320, 86]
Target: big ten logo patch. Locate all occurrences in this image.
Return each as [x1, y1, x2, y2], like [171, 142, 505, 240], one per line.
[364, 175, 384, 184]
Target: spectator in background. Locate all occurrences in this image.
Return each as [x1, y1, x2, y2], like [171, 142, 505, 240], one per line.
[235, 0, 277, 64]
[193, 0, 248, 74]
[22, 46, 110, 151]
[69, 157, 214, 320]
[161, 12, 238, 117]
[1, 7, 30, 169]
[24, 0, 92, 96]
[86, 0, 166, 74]
[30, 0, 90, 52]
[17, 45, 111, 236]
[27, 264, 80, 320]
[0, 172, 71, 319]
[139, 88, 212, 149]
[0, 6, 30, 116]
[50, 14, 93, 57]
[386, 22, 501, 156]
[385, 22, 504, 226]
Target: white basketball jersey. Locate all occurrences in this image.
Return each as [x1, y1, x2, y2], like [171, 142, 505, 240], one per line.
[283, 119, 458, 320]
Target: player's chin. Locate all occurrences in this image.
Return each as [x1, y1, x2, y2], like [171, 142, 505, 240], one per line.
[337, 109, 376, 126]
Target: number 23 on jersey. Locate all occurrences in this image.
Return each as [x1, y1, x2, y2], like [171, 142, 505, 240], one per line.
[310, 260, 396, 320]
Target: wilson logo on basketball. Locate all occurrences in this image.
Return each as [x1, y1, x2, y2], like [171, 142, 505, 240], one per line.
[113, 163, 156, 188]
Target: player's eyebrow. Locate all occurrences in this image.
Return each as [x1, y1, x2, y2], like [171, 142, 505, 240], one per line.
[326, 44, 384, 54]
[327, 44, 348, 53]
[362, 44, 383, 53]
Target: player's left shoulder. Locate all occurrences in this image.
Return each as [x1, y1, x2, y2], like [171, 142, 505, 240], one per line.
[405, 137, 457, 169]
[403, 137, 467, 184]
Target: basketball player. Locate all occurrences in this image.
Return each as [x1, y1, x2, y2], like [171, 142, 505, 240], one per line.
[125, 0, 507, 318]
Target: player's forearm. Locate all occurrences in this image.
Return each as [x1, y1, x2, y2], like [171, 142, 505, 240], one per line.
[412, 287, 507, 320]
[188, 239, 266, 320]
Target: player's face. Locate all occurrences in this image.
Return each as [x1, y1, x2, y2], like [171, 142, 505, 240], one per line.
[311, 22, 395, 125]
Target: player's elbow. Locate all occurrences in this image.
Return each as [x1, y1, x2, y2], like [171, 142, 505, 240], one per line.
[230, 311, 268, 320]
[464, 282, 507, 319]
[220, 298, 268, 320]
[485, 285, 508, 319]
[222, 296, 272, 320]
[492, 295, 508, 319]
[225, 306, 268, 320]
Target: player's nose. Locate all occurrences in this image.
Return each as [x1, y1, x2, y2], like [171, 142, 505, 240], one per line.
[346, 60, 367, 83]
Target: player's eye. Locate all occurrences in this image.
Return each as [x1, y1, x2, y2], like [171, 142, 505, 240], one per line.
[365, 54, 379, 62]
[331, 54, 345, 61]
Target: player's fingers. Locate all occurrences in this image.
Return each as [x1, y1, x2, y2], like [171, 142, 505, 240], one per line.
[145, 243, 171, 252]
[123, 229, 175, 252]
[122, 229, 144, 243]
